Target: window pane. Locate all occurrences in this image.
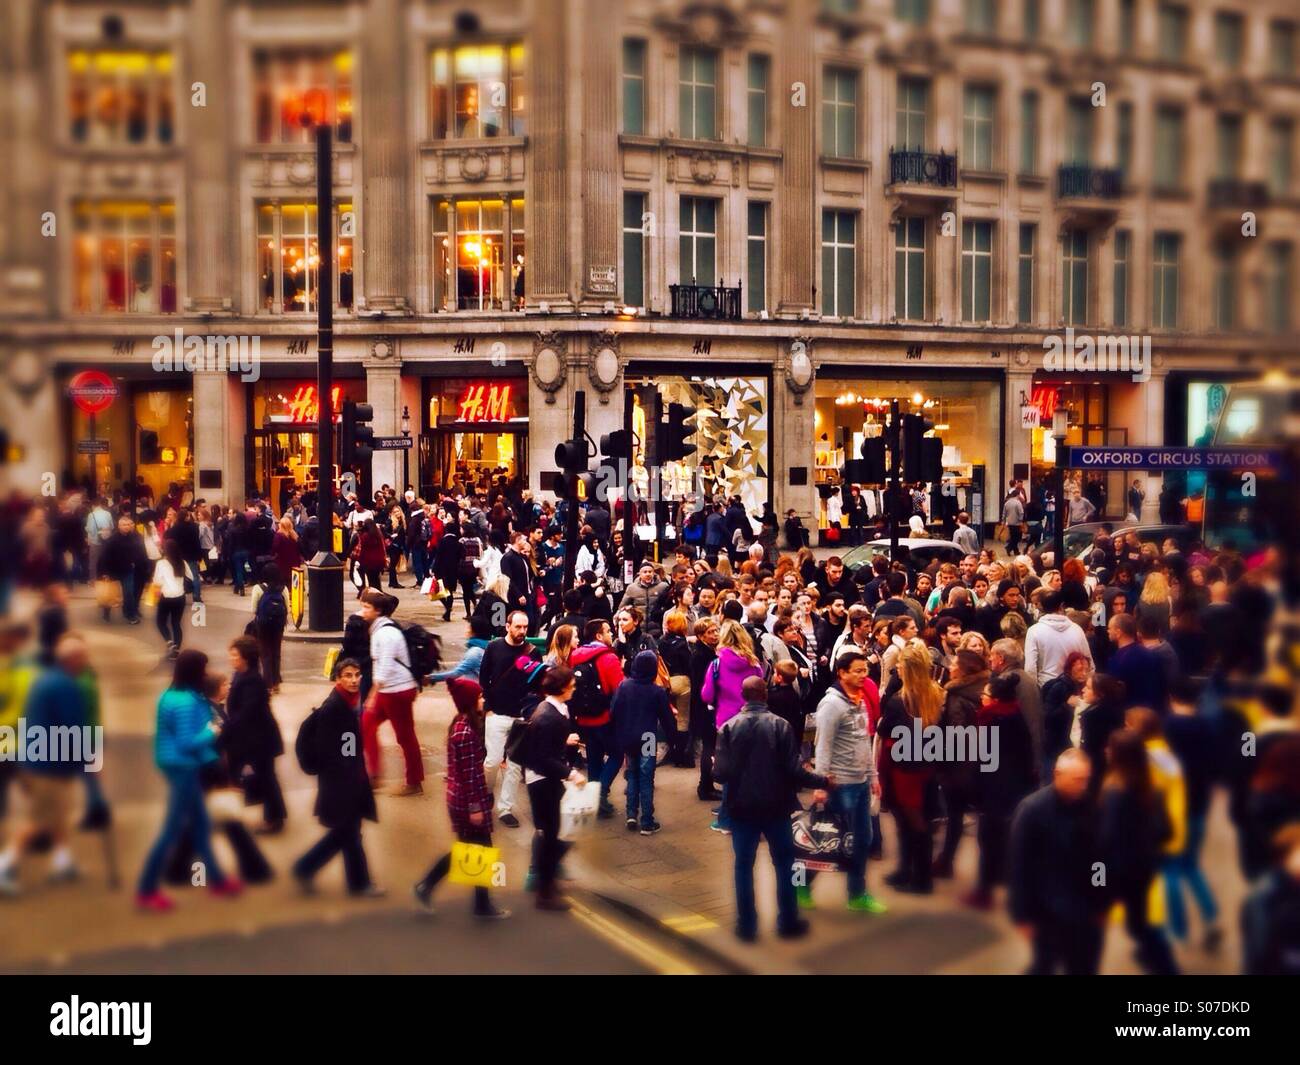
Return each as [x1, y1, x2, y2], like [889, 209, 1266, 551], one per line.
[623, 39, 645, 135]
[747, 55, 768, 147]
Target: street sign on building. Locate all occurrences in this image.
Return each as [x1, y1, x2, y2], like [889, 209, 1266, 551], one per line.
[589, 265, 617, 293]
[1069, 446, 1283, 471]
[76, 439, 110, 454]
[372, 436, 413, 450]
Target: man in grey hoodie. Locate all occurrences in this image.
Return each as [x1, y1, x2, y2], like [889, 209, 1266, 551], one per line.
[806, 652, 887, 914]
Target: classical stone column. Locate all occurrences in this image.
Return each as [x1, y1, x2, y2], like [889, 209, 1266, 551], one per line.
[525, 0, 573, 311]
[192, 371, 246, 507]
[775, 0, 816, 317]
[0, 0, 54, 317]
[577, 0, 619, 311]
[184, 0, 236, 315]
[358, 0, 410, 314]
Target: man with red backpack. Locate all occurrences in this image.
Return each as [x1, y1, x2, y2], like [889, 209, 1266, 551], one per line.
[568, 619, 626, 819]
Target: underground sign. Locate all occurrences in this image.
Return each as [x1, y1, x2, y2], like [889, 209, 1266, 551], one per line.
[67, 370, 119, 415]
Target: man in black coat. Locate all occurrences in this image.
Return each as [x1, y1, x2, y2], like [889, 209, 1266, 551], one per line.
[689, 618, 721, 801]
[98, 514, 149, 623]
[714, 676, 829, 942]
[500, 534, 537, 632]
[292, 659, 381, 896]
[1008, 748, 1107, 974]
[584, 501, 612, 544]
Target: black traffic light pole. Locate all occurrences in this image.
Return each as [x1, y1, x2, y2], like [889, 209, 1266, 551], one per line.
[307, 122, 344, 633]
[315, 123, 334, 537]
[562, 390, 586, 594]
[889, 399, 901, 563]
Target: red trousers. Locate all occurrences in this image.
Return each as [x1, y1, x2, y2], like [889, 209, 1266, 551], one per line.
[362, 688, 424, 787]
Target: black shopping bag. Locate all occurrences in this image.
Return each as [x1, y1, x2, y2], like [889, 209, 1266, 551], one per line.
[791, 801, 857, 874]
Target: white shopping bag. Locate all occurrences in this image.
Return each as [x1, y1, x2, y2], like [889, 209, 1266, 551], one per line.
[559, 780, 601, 842]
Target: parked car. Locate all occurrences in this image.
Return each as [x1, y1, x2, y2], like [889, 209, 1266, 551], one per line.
[841, 538, 966, 576]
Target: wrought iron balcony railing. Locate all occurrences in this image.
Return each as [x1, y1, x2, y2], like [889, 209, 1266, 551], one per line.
[888, 148, 958, 188]
[669, 280, 742, 320]
[1207, 179, 1270, 209]
[1056, 164, 1123, 199]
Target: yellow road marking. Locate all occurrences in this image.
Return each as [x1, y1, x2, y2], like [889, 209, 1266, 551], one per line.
[662, 915, 717, 934]
[567, 898, 699, 975]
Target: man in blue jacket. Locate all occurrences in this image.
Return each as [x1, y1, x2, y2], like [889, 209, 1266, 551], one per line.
[0, 635, 93, 895]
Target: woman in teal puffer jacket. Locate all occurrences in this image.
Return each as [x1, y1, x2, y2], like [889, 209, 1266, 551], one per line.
[136, 649, 243, 911]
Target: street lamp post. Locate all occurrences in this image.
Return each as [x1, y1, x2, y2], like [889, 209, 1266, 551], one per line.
[401, 405, 411, 495]
[305, 119, 345, 632]
[1052, 408, 1069, 571]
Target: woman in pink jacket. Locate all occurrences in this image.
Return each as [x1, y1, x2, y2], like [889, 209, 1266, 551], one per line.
[700, 621, 764, 832]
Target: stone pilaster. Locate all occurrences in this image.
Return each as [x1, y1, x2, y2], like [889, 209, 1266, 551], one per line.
[358, 0, 410, 314]
[192, 371, 246, 506]
[0, 0, 54, 317]
[184, 0, 236, 315]
[526, 0, 573, 311]
[577, 0, 620, 311]
[365, 357, 404, 493]
[775, 0, 816, 317]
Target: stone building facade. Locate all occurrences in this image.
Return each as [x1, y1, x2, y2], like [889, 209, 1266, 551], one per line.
[1, 0, 1296, 528]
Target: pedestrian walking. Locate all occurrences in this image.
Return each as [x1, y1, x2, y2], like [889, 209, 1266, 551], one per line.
[292, 659, 384, 898]
[612, 650, 677, 835]
[136, 649, 243, 911]
[358, 590, 424, 796]
[224, 636, 287, 834]
[413, 678, 510, 919]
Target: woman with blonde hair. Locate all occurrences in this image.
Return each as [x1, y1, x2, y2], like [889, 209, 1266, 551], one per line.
[957, 630, 989, 660]
[1137, 570, 1172, 635]
[271, 513, 303, 577]
[545, 623, 577, 667]
[879, 641, 945, 893]
[700, 619, 764, 833]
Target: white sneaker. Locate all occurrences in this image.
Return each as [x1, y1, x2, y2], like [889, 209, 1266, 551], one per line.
[48, 865, 81, 885]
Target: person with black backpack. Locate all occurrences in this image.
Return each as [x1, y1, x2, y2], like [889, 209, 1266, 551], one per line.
[357, 590, 424, 797]
[251, 562, 288, 693]
[568, 619, 626, 820]
[292, 658, 383, 898]
[478, 609, 539, 828]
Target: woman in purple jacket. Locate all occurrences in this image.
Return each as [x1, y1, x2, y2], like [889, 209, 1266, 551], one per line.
[700, 621, 764, 833]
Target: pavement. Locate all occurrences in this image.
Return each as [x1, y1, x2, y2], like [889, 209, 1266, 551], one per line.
[0, 569, 1250, 975]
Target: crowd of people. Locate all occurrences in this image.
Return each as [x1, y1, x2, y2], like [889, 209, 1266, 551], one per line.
[2, 476, 1298, 974]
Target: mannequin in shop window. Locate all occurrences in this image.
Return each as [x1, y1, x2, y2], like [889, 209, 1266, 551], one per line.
[846, 485, 869, 546]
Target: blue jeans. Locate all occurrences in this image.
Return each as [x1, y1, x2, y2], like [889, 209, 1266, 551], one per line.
[624, 750, 657, 826]
[817, 782, 873, 899]
[410, 546, 428, 584]
[731, 815, 799, 936]
[580, 723, 622, 803]
[1162, 813, 1218, 940]
[716, 782, 732, 829]
[138, 767, 227, 895]
[186, 559, 203, 602]
[231, 550, 251, 592]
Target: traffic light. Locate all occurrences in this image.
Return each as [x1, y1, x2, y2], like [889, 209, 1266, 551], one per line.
[553, 437, 589, 499]
[340, 400, 374, 468]
[599, 429, 633, 463]
[901, 414, 943, 484]
[842, 435, 887, 486]
[663, 403, 696, 462]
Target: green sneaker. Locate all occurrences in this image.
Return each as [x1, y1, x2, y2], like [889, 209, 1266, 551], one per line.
[847, 893, 888, 915]
[795, 885, 815, 911]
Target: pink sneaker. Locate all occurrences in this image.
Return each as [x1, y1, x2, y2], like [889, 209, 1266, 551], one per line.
[210, 878, 244, 898]
[135, 891, 175, 913]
